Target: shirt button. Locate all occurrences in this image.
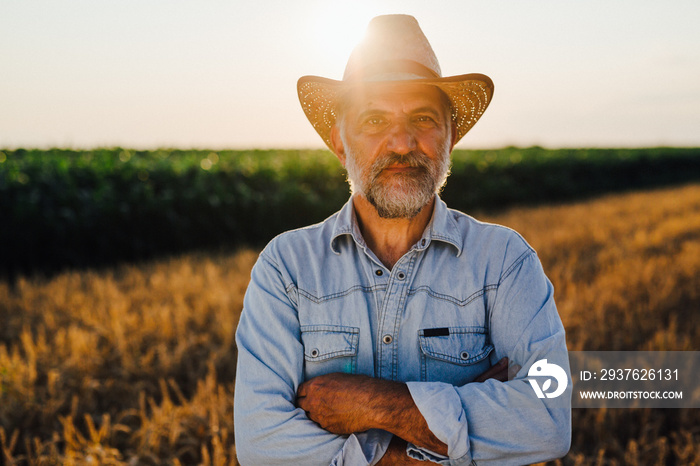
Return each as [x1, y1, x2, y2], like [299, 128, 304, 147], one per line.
[382, 335, 393, 344]
[375, 269, 383, 276]
[421, 239, 426, 246]
[310, 349, 319, 358]
[397, 272, 406, 280]
[460, 351, 469, 360]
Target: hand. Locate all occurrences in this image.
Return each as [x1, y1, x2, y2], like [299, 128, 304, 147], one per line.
[474, 357, 521, 383]
[375, 436, 425, 465]
[296, 372, 384, 434]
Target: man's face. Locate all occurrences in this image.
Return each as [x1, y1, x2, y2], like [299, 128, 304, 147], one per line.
[333, 83, 455, 219]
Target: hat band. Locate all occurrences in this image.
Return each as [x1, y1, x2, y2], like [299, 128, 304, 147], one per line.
[343, 59, 441, 82]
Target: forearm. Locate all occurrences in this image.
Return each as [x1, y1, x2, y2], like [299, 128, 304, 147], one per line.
[297, 373, 447, 456]
[368, 380, 448, 456]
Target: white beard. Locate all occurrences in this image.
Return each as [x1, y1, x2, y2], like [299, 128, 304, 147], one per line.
[345, 142, 451, 219]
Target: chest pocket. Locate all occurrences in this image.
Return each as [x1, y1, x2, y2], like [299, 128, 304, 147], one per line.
[418, 327, 494, 386]
[300, 325, 359, 380]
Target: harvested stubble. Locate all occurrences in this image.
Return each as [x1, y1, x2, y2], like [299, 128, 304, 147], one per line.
[1, 184, 699, 465]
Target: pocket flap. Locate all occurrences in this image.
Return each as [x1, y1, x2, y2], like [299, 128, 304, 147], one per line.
[300, 325, 359, 361]
[418, 327, 494, 365]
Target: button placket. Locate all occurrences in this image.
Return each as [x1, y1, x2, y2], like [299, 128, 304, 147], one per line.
[376, 252, 417, 380]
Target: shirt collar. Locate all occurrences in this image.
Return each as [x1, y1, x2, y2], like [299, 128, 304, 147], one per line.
[330, 195, 463, 256]
[330, 196, 369, 255]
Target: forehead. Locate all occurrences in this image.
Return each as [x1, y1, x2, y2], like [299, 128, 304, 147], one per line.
[340, 82, 450, 116]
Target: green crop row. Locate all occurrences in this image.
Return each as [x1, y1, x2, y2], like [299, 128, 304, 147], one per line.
[1, 147, 699, 277]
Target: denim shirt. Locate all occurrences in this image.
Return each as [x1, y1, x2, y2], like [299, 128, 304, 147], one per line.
[234, 196, 571, 465]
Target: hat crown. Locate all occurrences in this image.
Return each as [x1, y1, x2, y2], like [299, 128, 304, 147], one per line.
[342, 15, 442, 82]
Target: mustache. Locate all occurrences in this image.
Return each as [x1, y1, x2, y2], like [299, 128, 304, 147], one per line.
[370, 151, 431, 177]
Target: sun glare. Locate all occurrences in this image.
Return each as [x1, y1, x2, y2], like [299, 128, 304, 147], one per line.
[312, 1, 377, 76]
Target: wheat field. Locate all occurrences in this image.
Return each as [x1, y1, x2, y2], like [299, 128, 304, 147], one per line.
[1, 183, 699, 465]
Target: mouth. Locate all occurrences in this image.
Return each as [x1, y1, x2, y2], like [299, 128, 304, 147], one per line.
[369, 152, 430, 182]
[382, 164, 419, 173]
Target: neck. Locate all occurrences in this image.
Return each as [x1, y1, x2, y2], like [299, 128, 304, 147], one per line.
[352, 194, 435, 270]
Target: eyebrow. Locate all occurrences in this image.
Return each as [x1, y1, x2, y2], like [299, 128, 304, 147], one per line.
[411, 106, 443, 118]
[356, 108, 389, 121]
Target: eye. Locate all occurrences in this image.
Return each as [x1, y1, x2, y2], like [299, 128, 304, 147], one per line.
[360, 115, 388, 131]
[413, 115, 438, 126]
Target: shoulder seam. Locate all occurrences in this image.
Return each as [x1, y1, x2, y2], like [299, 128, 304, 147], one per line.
[258, 249, 298, 303]
[499, 248, 535, 285]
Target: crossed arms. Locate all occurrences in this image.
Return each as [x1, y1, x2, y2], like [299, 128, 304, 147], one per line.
[296, 359, 516, 463]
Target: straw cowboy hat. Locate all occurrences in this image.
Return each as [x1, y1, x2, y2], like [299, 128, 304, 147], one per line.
[297, 14, 494, 150]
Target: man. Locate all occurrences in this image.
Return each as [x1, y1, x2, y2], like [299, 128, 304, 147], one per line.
[234, 15, 571, 465]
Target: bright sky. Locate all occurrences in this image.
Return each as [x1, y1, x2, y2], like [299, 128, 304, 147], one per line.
[1, 0, 699, 150]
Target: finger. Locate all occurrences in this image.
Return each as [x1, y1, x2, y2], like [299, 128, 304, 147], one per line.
[474, 357, 508, 382]
[297, 382, 308, 398]
[492, 365, 510, 382]
[482, 364, 509, 382]
[508, 364, 522, 381]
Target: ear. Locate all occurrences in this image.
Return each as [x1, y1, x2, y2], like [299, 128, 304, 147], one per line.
[449, 120, 458, 152]
[330, 125, 347, 167]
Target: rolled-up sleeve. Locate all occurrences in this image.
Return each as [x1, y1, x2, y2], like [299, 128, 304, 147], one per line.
[234, 250, 392, 465]
[406, 251, 571, 465]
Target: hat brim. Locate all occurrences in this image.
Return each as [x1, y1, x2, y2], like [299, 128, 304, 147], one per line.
[297, 73, 494, 151]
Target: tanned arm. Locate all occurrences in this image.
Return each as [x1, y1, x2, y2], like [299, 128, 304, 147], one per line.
[297, 372, 447, 454]
[296, 357, 516, 460]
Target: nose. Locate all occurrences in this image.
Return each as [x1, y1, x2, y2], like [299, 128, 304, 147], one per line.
[385, 120, 417, 155]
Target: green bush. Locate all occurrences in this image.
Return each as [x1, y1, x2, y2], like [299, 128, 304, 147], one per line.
[1, 147, 699, 277]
